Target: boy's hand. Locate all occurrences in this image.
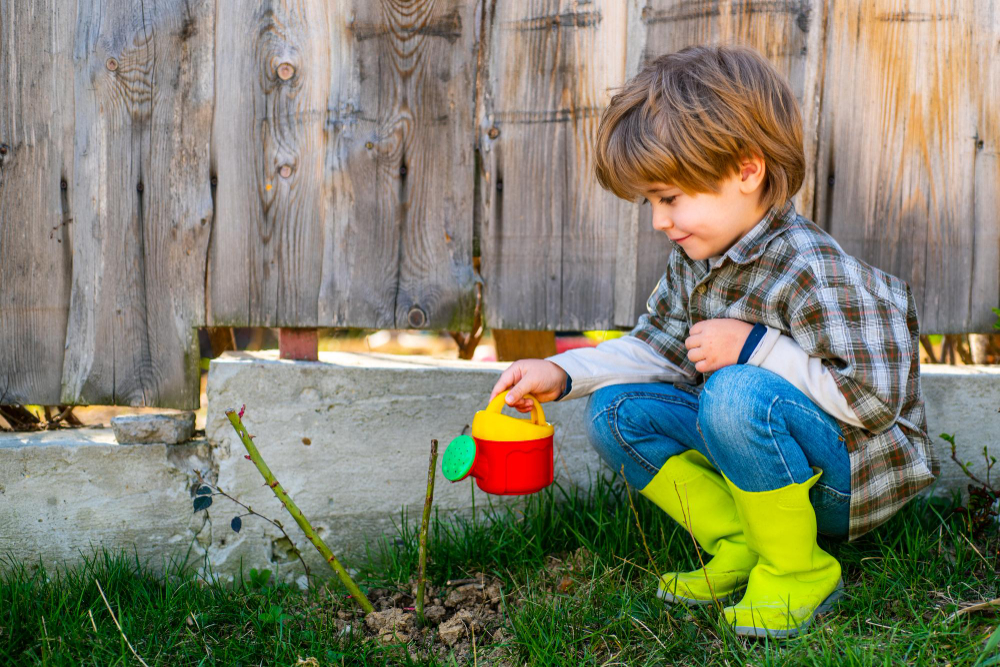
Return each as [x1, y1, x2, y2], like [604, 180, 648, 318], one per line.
[489, 359, 569, 413]
[684, 318, 754, 373]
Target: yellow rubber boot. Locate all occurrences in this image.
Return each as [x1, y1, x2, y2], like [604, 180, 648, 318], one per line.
[640, 450, 758, 605]
[723, 471, 844, 638]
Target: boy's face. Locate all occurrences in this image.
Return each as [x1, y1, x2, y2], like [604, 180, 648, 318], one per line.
[639, 159, 770, 261]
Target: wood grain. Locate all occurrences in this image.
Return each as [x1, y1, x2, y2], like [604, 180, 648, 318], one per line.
[318, 0, 477, 330]
[209, 1, 329, 327]
[478, 0, 636, 331]
[61, 0, 214, 407]
[0, 0, 75, 404]
[815, 0, 999, 333]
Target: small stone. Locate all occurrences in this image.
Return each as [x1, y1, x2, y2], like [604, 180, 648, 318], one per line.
[424, 604, 447, 624]
[438, 609, 478, 647]
[365, 608, 415, 644]
[444, 583, 481, 608]
[111, 412, 195, 445]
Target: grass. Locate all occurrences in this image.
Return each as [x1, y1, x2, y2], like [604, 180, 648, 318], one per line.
[2, 473, 998, 666]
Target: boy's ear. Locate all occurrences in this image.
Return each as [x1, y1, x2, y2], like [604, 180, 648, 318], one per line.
[738, 156, 766, 194]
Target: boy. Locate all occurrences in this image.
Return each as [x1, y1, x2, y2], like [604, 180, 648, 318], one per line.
[489, 45, 939, 638]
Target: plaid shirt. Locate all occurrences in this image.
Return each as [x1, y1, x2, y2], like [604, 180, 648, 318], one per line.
[632, 201, 939, 540]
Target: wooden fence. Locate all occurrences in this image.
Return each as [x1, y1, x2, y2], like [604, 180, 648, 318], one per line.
[1, 0, 997, 409]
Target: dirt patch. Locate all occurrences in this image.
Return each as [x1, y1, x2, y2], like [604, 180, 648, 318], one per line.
[333, 573, 512, 663]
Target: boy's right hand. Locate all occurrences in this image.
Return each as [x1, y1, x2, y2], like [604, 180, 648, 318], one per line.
[489, 359, 569, 413]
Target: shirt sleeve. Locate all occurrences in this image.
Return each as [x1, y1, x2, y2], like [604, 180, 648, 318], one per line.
[545, 335, 694, 402]
[747, 327, 863, 427]
[628, 254, 699, 375]
[787, 280, 913, 434]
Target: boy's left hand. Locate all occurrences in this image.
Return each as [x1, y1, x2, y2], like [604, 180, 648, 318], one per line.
[684, 318, 754, 373]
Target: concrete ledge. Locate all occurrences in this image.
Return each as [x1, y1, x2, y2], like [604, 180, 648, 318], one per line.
[1, 353, 997, 578]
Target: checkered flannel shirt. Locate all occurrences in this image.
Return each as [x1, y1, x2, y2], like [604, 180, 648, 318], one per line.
[632, 200, 939, 540]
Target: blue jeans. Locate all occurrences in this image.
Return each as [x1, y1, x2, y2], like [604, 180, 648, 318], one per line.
[586, 365, 852, 538]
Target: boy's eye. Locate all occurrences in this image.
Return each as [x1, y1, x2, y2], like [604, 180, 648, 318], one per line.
[659, 196, 676, 205]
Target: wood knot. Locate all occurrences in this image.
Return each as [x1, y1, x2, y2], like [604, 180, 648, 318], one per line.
[277, 62, 296, 81]
[488, 126, 500, 139]
[399, 164, 407, 177]
[136, 182, 144, 193]
[407, 306, 427, 328]
[279, 165, 293, 178]
[0, 144, 8, 155]
[60, 179, 67, 190]
[106, 58, 119, 72]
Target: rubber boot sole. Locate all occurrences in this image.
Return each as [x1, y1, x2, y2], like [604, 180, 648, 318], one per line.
[732, 579, 844, 638]
[657, 588, 736, 606]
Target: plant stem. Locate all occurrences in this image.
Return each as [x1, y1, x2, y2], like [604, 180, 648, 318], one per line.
[225, 408, 374, 614]
[416, 439, 438, 625]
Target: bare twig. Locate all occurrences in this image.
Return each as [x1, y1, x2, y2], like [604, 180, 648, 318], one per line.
[947, 598, 1000, 620]
[225, 408, 374, 614]
[449, 278, 484, 360]
[622, 467, 663, 583]
[94, 579, 150, 667]
[416, 439, 438, 625]
[919, 335, 939, 363]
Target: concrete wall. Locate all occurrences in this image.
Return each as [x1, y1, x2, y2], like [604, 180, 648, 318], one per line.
[1, 352, 997, 580]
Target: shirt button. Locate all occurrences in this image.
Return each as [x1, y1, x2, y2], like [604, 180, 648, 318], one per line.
[696, 285, 706, 293]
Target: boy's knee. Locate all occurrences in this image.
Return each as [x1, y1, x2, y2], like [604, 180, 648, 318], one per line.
[585, 386, 624, 443]
[698, 365, 774, 444]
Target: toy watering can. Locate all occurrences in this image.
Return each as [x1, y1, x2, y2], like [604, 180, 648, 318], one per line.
[441, 391, 554, 495]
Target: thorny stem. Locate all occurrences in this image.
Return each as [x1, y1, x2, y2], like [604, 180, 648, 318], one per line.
[416, 439, 438, 625]
[225, 408, 374, 614]
[195, 472, 311, 583]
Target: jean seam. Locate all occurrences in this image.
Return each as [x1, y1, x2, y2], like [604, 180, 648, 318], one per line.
[765, 394, 799, 486]
[814, 482, 851, 501]
[775, 398, 845, 442]
[599, 392, 698, 478]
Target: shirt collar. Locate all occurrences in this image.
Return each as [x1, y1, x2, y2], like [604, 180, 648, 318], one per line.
[722, 200, 795, 265]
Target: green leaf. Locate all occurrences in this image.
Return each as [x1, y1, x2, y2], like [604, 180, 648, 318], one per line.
[192, 496, 212, 512]
[196, 486, 213, 496]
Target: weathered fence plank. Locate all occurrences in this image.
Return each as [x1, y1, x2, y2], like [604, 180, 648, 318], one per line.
[815, 0, 1000, 333]
[209, 1, 329, 327]
[478, 0, 638, 331]
[211, 0, 477, 331]
[60, 0, 214, 407]
[0, 0, 75, 404]
[320, 0, 478, 330]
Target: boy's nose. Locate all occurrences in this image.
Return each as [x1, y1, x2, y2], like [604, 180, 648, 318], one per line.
[652, 215, 673, 232]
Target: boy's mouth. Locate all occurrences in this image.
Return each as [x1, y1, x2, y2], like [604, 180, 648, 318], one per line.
[671, 234, 691, 243]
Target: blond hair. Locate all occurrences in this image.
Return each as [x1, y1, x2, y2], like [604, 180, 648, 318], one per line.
[594, 45, 804, 210]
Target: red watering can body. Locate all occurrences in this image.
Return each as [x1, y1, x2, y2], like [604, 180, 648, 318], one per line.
[442, 392, 554, 495]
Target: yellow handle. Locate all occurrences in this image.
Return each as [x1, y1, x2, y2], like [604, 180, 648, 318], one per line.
[488, 391, 546, 427]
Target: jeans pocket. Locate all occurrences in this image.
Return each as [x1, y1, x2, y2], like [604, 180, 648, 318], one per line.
[811, 483, 851, 539]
